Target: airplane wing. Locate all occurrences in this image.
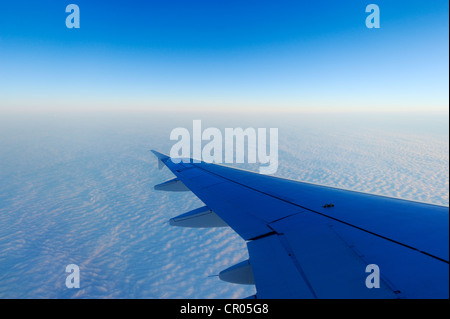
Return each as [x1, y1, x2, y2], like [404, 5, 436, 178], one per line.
[151, 150, 449, 299]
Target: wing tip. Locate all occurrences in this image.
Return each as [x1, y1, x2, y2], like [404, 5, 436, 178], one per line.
[151, 150, 169, 160]
[151, 150, 170, 169]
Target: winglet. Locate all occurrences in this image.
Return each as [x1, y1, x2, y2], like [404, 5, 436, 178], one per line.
[151, 150, 170, 170]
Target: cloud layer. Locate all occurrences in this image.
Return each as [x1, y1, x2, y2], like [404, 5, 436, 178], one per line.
[0, 113, 447, 298]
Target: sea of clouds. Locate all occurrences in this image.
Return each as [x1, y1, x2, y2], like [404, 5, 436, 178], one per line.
[0, 112, 448, 298]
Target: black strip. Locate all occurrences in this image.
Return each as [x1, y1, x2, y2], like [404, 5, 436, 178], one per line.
[248, 231, 277, 241]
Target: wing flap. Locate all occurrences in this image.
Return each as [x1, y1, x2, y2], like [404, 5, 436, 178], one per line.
[268, 213, 398, 299]
[247, 234, 317, 299]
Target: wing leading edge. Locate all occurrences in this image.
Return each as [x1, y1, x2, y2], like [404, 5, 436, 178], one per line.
[151, 150, 449, 299]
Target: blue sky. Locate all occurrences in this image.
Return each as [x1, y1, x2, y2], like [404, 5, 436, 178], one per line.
[0, 0, 448, 112]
